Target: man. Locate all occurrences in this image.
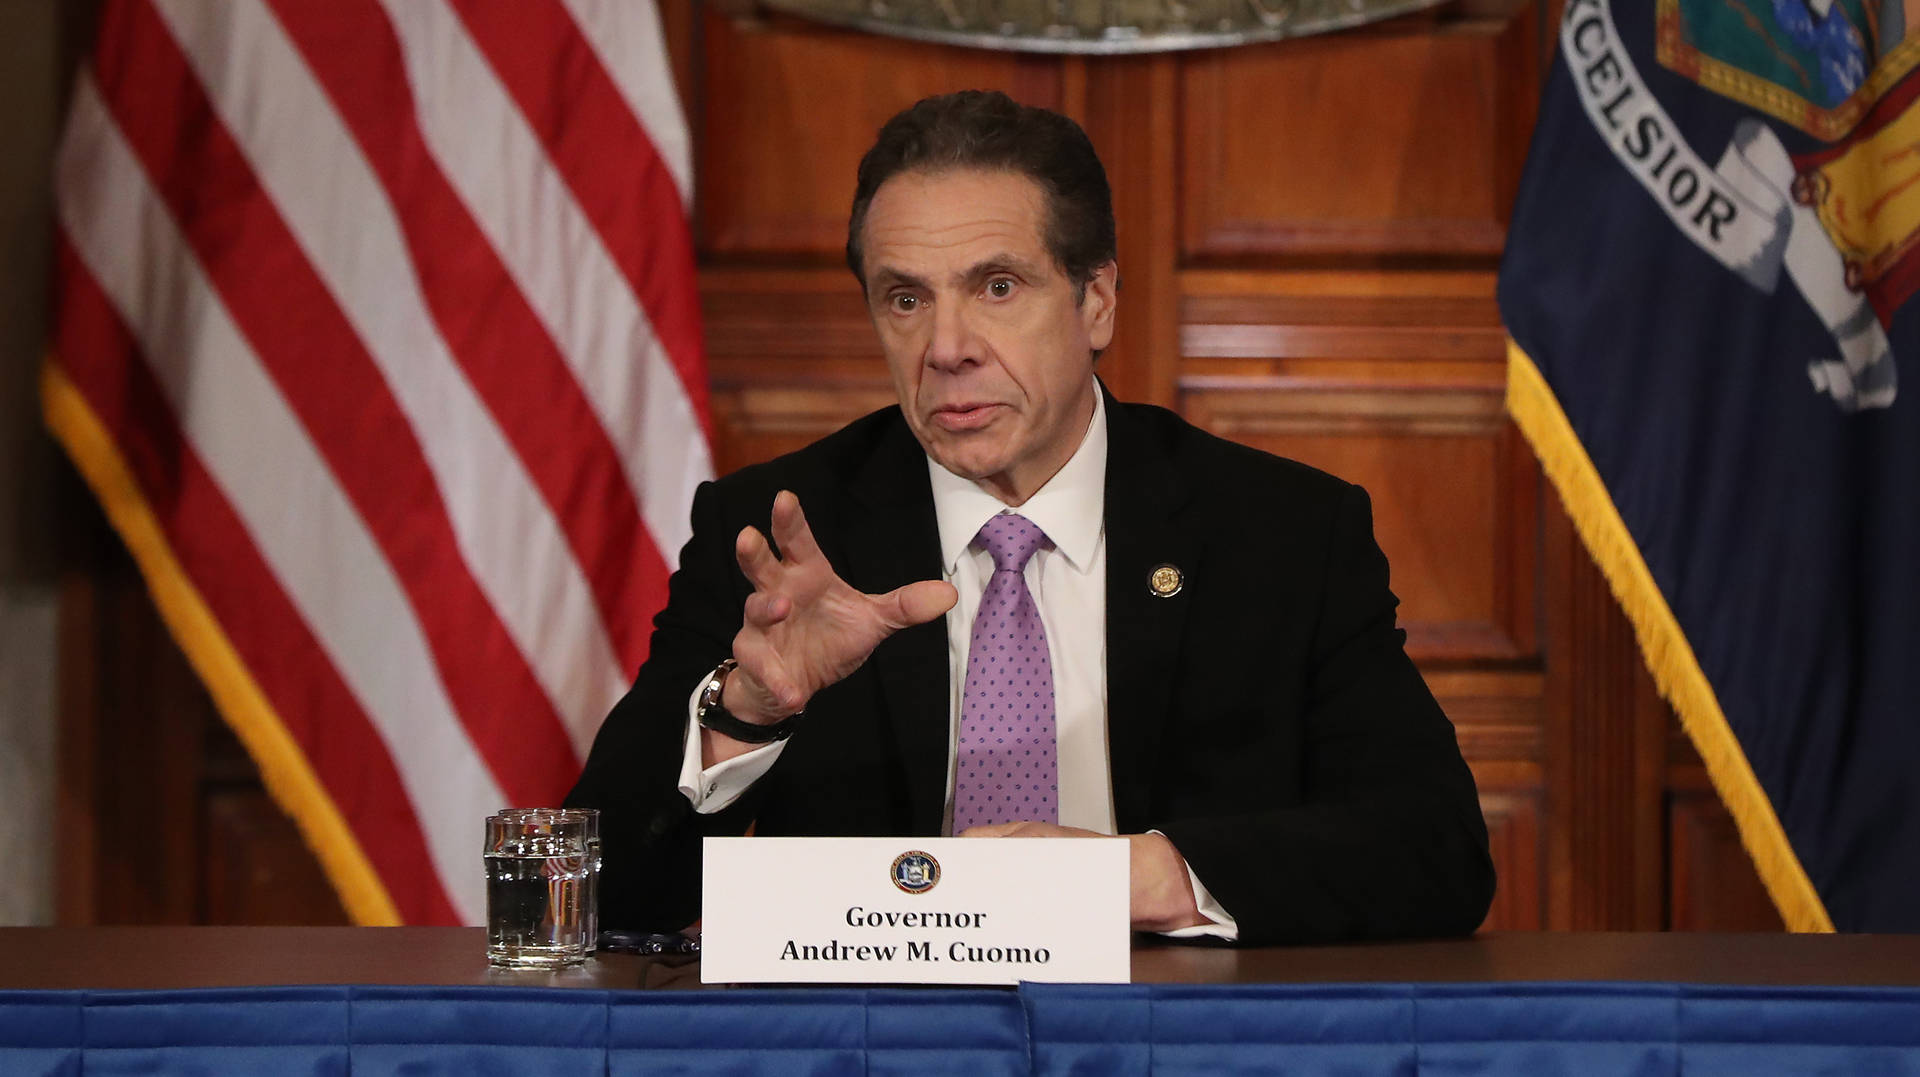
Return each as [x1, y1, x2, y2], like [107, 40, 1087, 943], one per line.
[568, 91, 1494, 946]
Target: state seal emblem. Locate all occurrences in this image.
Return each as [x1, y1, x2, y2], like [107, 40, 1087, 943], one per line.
[1654, 0, 1919, 141]
[890, 851, 940, 894]
[1566, 0, 1902, 410]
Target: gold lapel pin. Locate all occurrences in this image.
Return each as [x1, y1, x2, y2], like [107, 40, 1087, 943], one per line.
[1148, 563, 1183, 598]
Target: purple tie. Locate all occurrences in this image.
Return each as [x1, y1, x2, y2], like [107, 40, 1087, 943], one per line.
[952, 513, 1057, 832]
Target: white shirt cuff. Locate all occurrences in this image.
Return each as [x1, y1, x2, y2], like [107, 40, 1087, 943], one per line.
[1147, 831, 1240, 942]
[676, 679, 786, 813]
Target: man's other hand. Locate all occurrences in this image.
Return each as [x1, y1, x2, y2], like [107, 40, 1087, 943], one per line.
[707, 490, 956, 764]
[960, 822, 1207, 932]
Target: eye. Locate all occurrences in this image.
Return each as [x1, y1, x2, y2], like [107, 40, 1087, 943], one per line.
[986, 278, 1014, 298]
[889, 293, 920, 313]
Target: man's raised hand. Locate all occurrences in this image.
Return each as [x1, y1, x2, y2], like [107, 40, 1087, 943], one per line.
[719, 490, 956, 734]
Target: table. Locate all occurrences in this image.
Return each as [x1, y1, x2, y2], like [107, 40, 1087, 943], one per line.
[9, 927, 1920, 990]
[6, 930, 1920, 1074]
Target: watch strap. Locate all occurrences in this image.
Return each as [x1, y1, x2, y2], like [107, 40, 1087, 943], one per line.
[696, 658, 801, 744]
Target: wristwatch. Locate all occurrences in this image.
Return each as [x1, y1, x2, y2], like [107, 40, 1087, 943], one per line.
[695, 658, 802, 744]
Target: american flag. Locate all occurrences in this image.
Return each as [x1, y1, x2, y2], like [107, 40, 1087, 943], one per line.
[47, 0, 711, 925]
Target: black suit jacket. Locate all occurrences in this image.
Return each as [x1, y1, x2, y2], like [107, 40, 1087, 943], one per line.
[568, 389, 1495, 945]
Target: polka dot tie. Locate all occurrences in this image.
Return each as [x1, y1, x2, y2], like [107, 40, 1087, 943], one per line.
[952, 513, 1057, 832]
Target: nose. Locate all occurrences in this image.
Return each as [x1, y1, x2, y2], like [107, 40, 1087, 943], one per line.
[925, 299, 978, 372]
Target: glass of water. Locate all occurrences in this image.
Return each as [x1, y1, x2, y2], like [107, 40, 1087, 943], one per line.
[484, 808, 596, 968]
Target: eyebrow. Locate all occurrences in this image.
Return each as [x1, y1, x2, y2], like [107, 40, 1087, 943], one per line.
[870, 253, 1048, 294]
[868, 266, 929, 293]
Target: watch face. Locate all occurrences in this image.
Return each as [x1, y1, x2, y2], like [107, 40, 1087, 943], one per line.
[699, 660, 735, 714]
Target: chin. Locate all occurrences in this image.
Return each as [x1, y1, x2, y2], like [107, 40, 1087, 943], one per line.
[917, 429, 994, 469]
[935, 457, 994, 482]
[930, 448, 1006, 483]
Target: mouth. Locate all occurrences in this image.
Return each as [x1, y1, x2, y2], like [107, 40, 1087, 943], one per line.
[929, 402, 1005, 431]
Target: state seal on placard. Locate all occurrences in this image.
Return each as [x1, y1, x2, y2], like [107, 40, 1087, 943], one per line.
[890, 851, 940, 894]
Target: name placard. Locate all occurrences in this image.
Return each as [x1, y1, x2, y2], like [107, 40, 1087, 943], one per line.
[700, 837, 1129, 985]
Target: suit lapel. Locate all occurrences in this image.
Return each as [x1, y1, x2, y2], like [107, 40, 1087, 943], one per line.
[843, 414, 951, 835]
[1101, 389, 1195, 832]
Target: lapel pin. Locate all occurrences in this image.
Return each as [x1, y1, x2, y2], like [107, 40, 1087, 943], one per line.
[1148, 563, 1183, 598]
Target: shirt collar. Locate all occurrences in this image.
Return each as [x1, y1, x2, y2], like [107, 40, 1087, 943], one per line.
[929, 386, 1107, 575]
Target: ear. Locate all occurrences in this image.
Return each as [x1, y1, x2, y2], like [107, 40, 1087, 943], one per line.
[1080, 261, 1119, 352]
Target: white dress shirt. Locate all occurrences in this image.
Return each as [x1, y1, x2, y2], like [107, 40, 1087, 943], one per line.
[675, 388, 1236, 939]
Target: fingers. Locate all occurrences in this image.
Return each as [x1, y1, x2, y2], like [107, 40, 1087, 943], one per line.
[736, 492, 822, 590]
[730, 630, 805, 715]
[958, 823, 1021, 838]
[769, 490, 824, 564]
[959, 822, 1090, 839]
[875, 579, 958, 630]
[734, 524, 781, 591]
[741, 591, 792, 628]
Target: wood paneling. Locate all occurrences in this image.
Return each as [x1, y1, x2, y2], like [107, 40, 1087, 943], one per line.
[1181, 383, 1534, 662]
[1478, 789, 1544, 931]
[56, 553, 203, 926]
[699, 267, 895, 472]
[1181, 294, 1505, 364]
[202, 788, 350, 926]
[1667, 779, 1787, 932]
[697, 16, 1060, 257]
[1179, 270, 1508, 387]
[1438, 669, 1546, 933]
[1179, 10, 1536, 261]
[1542, 493, 1667, 930]
[1081, 55, 1181, 409]
[1433, 671, 1544, 765]
[710, 383, 898, 474]
[1665, 731, 1784, 932]
[700, 269, 877, 362]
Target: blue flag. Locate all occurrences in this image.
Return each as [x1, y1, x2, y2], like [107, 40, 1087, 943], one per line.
[1500, 0, 1920, 931]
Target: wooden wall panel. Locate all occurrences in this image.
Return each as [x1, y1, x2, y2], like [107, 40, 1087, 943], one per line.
[1080, 55, 1181, 409]
[202, 789, 351, 926]
[709, 381, 898, 474]
[1179, 384, 1532, 662]
[698, 15, 1061, 257]
[1542, 493, 1667, 930]
[1668, 780, 1787, 932]
[1433, 671, 1545, 931]
[56, 566, 201, 925]
[1433, 673, 1542, 761]
[1179, 11, 1536, 261]
[1666, 733, 1785, 932]
[698, 267, 894, 474]
[1477, 788, 1545, 931]
[1181, 291, 1506, 370]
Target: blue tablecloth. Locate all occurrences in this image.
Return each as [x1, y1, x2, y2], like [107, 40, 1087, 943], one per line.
[6, 981, 1920, 1075]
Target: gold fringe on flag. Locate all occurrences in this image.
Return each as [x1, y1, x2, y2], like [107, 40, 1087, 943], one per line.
[1506, 340, 1833, 933]
[41, 360, 401, 926]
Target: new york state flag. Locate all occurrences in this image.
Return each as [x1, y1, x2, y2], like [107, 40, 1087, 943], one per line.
[1500, 0, 1919, 931]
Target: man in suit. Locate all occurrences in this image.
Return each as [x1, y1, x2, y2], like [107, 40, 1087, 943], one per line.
[568, 91, 1494, 946]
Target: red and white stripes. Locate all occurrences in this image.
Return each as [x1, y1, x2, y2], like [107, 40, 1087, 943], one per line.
[51, 0, 710, 925]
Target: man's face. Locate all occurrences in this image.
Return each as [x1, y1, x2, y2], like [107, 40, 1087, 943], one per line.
[860, 168, 1117, 506]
